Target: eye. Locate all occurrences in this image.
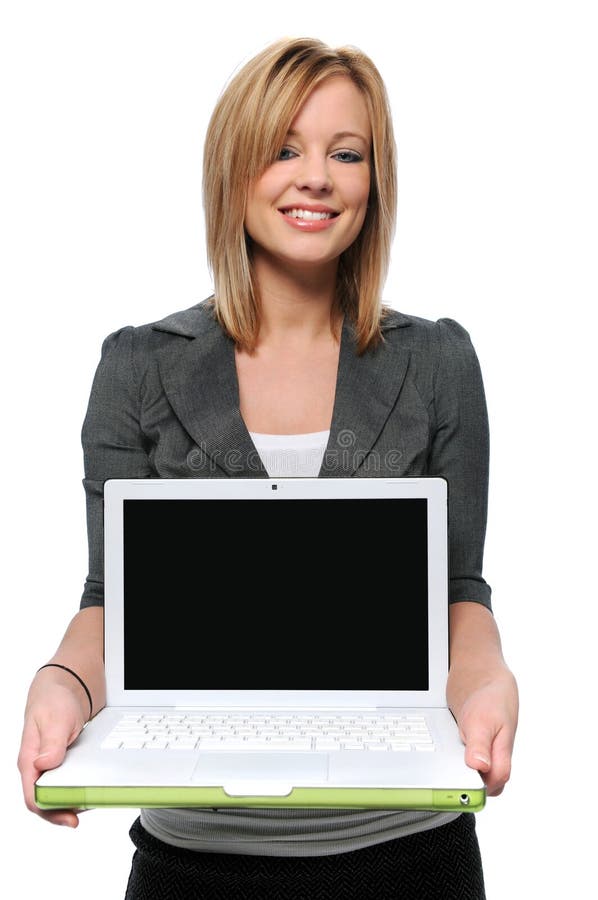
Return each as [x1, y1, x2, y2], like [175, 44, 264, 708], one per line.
[332, 150, 363, 163]
[278, 146, 298, 161]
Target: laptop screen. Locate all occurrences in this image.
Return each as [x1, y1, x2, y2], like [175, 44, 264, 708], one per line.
[123, 498, 429, 691]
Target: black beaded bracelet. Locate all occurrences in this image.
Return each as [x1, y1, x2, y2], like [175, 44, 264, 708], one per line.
[37, 663, 93, 721]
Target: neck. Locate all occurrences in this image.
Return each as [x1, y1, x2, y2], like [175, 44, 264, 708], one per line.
[251, 250, 341, 347]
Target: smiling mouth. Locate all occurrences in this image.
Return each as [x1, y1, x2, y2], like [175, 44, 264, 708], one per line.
[279, 208, 340, 221]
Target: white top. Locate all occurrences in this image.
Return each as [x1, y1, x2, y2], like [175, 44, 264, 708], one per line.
[249, 430, 330, 478]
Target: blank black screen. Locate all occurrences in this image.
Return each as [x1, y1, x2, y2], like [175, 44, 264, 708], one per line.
[123, 498, 429, 690]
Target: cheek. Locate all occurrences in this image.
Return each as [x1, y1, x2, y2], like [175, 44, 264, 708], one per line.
[347, 174, 371, 229]
[347, 170, 370, 212]
[244, 186, 268, 240]
[343, 177, 371, 247]
[244, 173, 283, 233]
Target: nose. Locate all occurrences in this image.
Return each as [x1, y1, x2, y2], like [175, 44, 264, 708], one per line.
[295, 153, 332, 193]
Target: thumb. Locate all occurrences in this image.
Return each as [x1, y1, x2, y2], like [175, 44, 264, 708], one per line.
[34, 724, 77, 772]
[460, 723, 494, 774]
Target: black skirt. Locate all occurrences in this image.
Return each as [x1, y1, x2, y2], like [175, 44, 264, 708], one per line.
[124, 813, 486, 900]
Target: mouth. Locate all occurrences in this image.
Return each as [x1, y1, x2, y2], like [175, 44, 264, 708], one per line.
[278, 206, 340, 221]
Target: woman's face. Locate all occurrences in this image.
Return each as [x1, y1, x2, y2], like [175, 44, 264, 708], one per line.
[245, 76, 372, 276]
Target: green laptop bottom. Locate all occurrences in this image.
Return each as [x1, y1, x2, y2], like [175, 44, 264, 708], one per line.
[35, 785, 486, 812]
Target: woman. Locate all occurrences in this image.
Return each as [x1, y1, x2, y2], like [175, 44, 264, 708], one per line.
[19, 37, 518, 899]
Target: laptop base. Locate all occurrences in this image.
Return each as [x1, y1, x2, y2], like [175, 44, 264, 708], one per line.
[35, 784, 485, 812]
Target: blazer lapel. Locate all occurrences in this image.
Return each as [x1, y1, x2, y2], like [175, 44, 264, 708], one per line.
[153, 304, 267, 477]
[321, 313, 412, 476]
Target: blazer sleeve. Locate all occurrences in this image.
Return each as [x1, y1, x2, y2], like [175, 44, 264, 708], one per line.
[428, 318, 492, 611]
[80, 326, 153, 608]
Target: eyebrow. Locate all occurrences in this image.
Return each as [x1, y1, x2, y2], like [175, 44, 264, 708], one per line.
[286, 129, 370, 145]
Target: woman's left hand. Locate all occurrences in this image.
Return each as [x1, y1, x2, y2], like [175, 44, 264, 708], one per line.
[447, 666, 519, 796]
[446, 602, 519, 797]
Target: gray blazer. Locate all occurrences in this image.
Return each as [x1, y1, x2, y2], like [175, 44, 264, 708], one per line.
[80, 300, 491, 610]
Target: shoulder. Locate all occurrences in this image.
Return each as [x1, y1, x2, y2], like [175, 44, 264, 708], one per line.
[380, 306, 475, 357]
[97, 298, 221, 362]
[135, 297, 218, 343]
[144, 297, 218, 339]
[377, 308, 484, 406]
[381, 306, 472, 340]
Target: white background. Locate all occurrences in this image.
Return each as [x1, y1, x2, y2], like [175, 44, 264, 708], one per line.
[2, 1, 596, 896]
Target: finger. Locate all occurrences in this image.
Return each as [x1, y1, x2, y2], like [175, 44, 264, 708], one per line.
[18, 719, 81, 827]
[38, 808, 81, 828]
[18, 718, 45, 813]
[484, 727, 514, 797]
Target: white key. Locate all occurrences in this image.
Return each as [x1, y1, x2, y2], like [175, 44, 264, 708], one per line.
[145, 739, 169, 750]
[314, 740, 341, 751]
[415, 744, 435, 752]
[389, 743, 412, 752]
[101, 738, 123, 750]
[120, 739, 146, 749]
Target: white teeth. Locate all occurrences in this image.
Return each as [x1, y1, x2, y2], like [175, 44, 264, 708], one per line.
[284, 208, 334, 220]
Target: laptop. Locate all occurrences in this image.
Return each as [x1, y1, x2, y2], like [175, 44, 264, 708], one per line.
[35, 476, 485, 812]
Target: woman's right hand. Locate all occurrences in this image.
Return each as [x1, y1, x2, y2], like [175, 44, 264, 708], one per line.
[18, 666, 90, 827]
[18, 608, 105, 826]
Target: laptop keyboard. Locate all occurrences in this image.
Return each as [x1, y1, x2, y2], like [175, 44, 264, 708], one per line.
[100, 713, 435, 752]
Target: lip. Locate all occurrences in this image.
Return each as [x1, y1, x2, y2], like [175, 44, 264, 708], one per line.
[279, 211, 339, 232]
[278, 203, 339, 215]
[278, 204, 340, 232]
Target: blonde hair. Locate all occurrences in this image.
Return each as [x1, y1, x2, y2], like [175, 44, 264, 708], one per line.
[203, 37, 397, 353]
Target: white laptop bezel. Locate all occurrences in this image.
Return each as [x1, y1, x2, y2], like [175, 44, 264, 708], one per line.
[104, 477, 449, 708]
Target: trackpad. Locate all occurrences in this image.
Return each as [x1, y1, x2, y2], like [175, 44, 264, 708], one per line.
[191, 752, 328, 795]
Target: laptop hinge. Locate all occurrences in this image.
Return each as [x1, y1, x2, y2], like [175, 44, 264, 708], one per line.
[173, 705, 378, 711]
